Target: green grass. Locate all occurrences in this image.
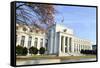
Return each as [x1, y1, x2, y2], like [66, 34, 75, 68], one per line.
[16, 55, 96, 61]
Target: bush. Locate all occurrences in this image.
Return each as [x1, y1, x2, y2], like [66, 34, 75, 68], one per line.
[22, 47, 28, 56]
[80, 49, 84, 54]
[80, 49, 96, 55]
[16, 45, 23, 55]
[16, 45, 28, 56]
[29, 47, 38, 55]
[39, 47, 45, 55]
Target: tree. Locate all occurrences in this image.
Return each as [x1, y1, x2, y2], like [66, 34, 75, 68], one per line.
[39, 47, 45, 55]
[16, 45, 23, 55]
[29, 47, 38, 55]
[16, 3, 56, 29]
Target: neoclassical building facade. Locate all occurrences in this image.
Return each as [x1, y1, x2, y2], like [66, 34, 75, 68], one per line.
[16, 23, 92, 56]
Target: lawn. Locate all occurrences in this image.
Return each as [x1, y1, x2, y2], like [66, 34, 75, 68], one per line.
[16, 55, 96, 61]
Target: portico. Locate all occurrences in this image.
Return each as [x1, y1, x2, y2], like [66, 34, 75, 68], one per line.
[57, 32, 73, 56]
[47, 24, 92, 56]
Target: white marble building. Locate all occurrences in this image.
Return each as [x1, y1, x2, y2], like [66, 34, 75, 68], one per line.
[16, 23, 92, 56]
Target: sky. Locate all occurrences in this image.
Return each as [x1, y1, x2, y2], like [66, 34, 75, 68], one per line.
[54, 5, 96, 44]
[16, 3, 96, 44]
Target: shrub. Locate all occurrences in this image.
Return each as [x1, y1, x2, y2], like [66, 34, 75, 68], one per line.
[80, 49, 96, 55]
[22, 47, 28, 56]
[80, 49, 84, 54]
[29, 47, 33, 55]
[39, 47, 45, 55]
[29, 47, 38, 55]
[16, 45, 28, 56]
[16, 45, 23, 55]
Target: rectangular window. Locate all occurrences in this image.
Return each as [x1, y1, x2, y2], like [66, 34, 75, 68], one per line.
[34, 38, 38, 47]
[69, 38, 72, 52]
[74, 44, 76, 52]
[77, 44, 78, 52]
[28, 36, 32, 48]
[45, 39, 48, 51]
[65, 37, 68, 46]
[61, 36, 64, 52]
[40, 39, 43, 47]
[20, 36, 25, 46]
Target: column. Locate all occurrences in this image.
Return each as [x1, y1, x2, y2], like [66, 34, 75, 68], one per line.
[58, 33, 61, 54]
[74, 44, 76, 53]
[71, 38, 74, 53]
[84, 45, 85, 50]
[80, 45, 82, 51]
[37, 37, 40, 49]
[78, 44, 79, 52]
[43, 38, 45, 48]
[31, 36, 34, 47]
[24, 35, 28, 47]
[80, 45, 81, 52]
[16, 35, 21, 46]
[77, 44, 78, 52]
[82, 45, 84, 50]
[79, 44, 80, 52]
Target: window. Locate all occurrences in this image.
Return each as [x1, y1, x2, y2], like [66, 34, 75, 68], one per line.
[28, 36, 32, 48]
[69, 38, 72, 52]
[65, 37, 68, 46]
[36, 30, 39, 33]
[45, 39, 48, 51]
[65, 47, 67, 53]
[40, 39, 43, 47]
[61, 36, 64, 52]
[23, 27, 27, 31]
[79, 44, 80, 51]
[81, 45, 82, 50]
[30, 29, 33, 32]
[77, 44, 78, 52]
[64, 29, 67, 32]
[74, 44, 76, 52]
[34, 38, 38, 47]
[20, 36, 25, 46]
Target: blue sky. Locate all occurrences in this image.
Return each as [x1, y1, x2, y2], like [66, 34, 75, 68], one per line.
[16, 3, 96, 44]
[54, 5, 96, 44]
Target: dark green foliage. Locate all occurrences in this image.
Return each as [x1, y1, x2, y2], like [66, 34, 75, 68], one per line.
[29, 47, 33, 55]
[16, 45, 23, 55]
[29, 47, 38, 55]
[39, 47, 45, 55]
[80, 49, 96, 55]
[16, 45, 28, 56]
[22, 47, 28, 56]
